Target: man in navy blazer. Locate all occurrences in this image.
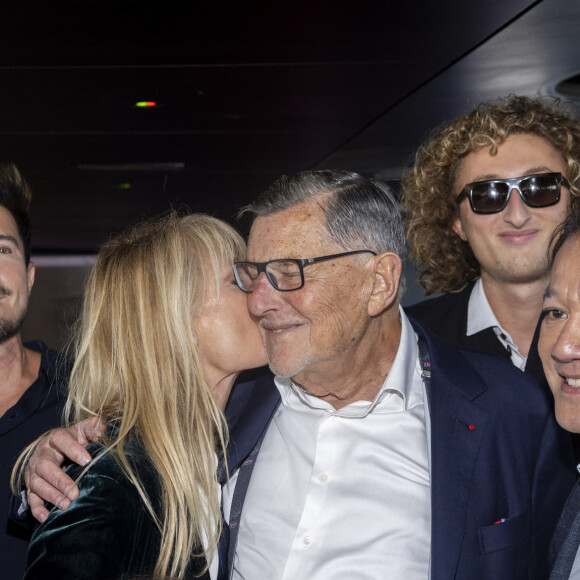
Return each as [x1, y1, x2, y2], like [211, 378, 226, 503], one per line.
[24, 170, 575, 579]
[538, 207, 580, 579]
[223, 325, 573, 579]
[219, 170, 574, 579]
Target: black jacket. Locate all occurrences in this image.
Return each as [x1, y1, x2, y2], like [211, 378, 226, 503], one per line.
[404, 283, 546, 386]
[1, 341, 69, 580]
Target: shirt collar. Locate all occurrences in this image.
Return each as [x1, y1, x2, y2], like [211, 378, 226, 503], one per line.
[466, 278, 501, 336]
[274, 306, 421, 417]
[466, 278, 527, 369]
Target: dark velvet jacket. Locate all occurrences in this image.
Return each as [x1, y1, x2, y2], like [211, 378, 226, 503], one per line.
[24, 434, 209, 580]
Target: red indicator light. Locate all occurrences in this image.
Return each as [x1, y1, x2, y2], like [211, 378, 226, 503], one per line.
[134, 101, 157, 108]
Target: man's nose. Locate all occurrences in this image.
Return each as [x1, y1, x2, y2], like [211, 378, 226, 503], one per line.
[552, 317, 580, 363]
[502, 188, 531, 227]
[248, 272, 279, 316]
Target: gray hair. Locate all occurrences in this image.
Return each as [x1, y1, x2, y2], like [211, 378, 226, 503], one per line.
[241, 169, 407, 294]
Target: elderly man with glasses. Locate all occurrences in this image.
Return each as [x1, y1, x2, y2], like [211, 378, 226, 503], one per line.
[20, 170, 576, 579]
[402, 95, 580, 389]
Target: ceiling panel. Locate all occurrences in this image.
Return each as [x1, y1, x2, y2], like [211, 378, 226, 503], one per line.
[320, 0, 580, 180]
[0, 0, 553, 251]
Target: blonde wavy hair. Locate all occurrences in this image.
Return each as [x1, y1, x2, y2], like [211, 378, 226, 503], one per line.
[401, 95, 580, 294]
[21, 212, 246, 578]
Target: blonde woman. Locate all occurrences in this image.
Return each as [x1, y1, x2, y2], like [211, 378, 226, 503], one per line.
[16, 212, 266, 579]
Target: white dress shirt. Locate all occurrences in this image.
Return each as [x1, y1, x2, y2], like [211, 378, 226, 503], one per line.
[223, 309, 431, 579]
[467, 278, 526, 370]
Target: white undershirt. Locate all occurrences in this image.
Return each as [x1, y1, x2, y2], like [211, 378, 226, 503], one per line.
[466, 278, 526, 370]
[223, 309, 431, 579]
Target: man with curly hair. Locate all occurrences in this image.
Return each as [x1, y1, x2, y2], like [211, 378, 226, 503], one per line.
[402, 95, 580, 384]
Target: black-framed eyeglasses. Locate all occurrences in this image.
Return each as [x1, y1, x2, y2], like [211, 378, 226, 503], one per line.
[233, 250, 377, 293]
[455, 172, 569, 214]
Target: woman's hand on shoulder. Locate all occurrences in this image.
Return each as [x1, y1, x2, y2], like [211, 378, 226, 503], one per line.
[26, 417, 105, 522]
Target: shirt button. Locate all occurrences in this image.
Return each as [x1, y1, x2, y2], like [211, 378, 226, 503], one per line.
[332, 414, 340, 422]
[303, 536, 312, 545]
[319, 474, 329, 484]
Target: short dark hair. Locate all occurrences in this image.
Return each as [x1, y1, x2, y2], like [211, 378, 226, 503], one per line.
[240, 169, 407, 293]
[549, 204, 580, 266]
[0, 164, 32, 264]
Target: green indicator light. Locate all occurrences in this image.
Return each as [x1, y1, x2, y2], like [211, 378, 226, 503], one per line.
[134, 101, 157, 108]
[118, 183, 132, 190]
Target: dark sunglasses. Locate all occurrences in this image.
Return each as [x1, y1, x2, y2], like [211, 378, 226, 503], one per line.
[455, 172, 569, 214]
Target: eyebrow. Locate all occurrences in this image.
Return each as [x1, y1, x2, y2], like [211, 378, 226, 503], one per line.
[0, 234, 22, 249]
[543, 286, 558, 301]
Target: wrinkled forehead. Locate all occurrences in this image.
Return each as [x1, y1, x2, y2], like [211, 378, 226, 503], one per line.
[247, 202, 333, 261]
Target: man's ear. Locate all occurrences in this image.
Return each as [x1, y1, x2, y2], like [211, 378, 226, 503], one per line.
[27, 261, 35, 294]
[452, 215, 467, 241]
[368, 253, 402, 317]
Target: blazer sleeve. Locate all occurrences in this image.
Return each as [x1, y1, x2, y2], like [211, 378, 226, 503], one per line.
[23, 461, 156, 580]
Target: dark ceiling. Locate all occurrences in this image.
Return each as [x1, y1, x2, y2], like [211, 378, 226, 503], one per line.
[1, 0, 579, 253]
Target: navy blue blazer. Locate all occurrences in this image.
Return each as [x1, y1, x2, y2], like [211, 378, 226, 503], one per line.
[223, 320, 575, 579]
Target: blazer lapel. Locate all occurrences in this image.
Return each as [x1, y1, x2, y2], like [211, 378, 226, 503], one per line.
[224, 371, 280, 476]
[217, 372, 280, 580]
[416, 323, 491, 579]
[430, 380, 490, 577]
